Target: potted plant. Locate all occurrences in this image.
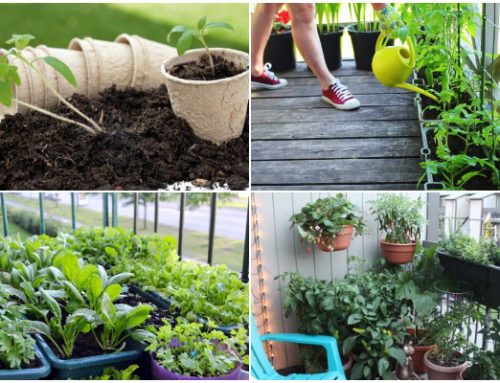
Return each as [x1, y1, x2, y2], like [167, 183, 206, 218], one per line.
[289, 193, 365, 253]
[369, 194, 425, 265]
[315, 3, 343, 70]
[347, 3, 385, 70]
[423, 304, 477, 380]
[162, 16, 249, 145]
[146, 321, 243, 380]
[263, 7, 295, 72]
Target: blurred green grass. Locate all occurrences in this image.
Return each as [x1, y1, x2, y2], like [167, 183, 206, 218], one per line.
[0, 3, 248, 51]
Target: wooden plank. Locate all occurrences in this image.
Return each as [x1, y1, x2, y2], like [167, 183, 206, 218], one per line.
[289, 76, 382, 86]
[278, 61, 373, 78]
[252, 183, 422, 190]
[251, 121, 420, 140]
[252, 93, 415, 109]
[252, 158, 422, 185]
[252, 137, 421, 160]
[252, 106, 418, 124]
[252, 83, 409, 98]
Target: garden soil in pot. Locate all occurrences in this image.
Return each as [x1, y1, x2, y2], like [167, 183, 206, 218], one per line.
[0, 85, 248, 190]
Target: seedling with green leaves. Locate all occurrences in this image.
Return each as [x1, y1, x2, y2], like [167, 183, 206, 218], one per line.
[0, 34, 101, 134]
[167, 17, 234, 76]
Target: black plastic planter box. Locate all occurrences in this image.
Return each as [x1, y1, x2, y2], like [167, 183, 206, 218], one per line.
[437, 250, 500, 308]
[146, 290, 243, 335]
[0, 345, 51, 380]
[263, 30, 296, 72]
[35, 334, 143, 379]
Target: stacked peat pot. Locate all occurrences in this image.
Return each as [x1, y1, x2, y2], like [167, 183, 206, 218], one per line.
[0, 34, 176, 118]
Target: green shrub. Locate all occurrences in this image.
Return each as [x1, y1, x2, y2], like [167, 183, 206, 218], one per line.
[6, 207, 60, 237]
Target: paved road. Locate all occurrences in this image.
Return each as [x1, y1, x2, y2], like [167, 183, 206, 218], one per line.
[17, 193, 247, 240]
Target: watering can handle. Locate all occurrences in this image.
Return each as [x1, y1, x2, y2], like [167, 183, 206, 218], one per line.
[375, 32, 415, 67]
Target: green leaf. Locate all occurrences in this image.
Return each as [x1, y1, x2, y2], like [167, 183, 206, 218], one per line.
[41, 56, 77, 87]
[0, 79, 13, 106]
[108, 272, 134, 286]
[25, 320, 51, 338]
[176, 31, 193, 56]
[205, 22, 234, 31]
[377, 357, 390, 377]
[100, 292, 117, 326]
[40, 287, 62, 321]
[347, 313, 362, 325]
[388, 347, 406, 364]
[167, 25, 187, 43]
[104, 284, 122, 302]
[6, 34, 35, 50]
[123, 305, 153, 329]
[197, 16, 207, 30]
[342, 335, 358, 354]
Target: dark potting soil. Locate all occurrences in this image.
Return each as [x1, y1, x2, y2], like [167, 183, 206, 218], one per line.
[0, 85, 248, 190]
[118, 291, 177, 328]
[0, 357, 41, 370]
[44, 332, 111, 360]
[169, 54, 246, 81]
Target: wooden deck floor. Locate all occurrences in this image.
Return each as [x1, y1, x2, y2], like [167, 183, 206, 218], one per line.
[251, 60, 423, 190]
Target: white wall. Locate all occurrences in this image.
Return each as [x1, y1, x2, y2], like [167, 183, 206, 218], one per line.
[251, 191, 428, 371]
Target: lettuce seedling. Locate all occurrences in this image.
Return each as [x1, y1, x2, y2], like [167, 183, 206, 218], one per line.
[0, 34, 102, 134]
[167, 17, 234, 75]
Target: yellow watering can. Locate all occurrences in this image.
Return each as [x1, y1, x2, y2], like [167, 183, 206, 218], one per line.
[372, 33, 439, 102]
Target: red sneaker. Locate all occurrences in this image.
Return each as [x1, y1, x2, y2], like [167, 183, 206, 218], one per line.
[251, 63, 288, 90]
[322, 80, 360, 110]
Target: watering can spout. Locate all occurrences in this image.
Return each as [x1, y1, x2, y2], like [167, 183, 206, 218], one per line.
[372, 33, 440, 102]
[396, 83, 439, 102]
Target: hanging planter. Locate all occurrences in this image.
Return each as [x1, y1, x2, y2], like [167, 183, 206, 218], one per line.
[369, 194, 425, 265]
[263, 8, 295, 72]
[290, 193, 365, 253]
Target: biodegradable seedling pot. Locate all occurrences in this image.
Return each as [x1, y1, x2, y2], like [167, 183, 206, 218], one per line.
[69, 37, 134, 93]
[380, 240, 416, 264]
[35, 334, 143, 379]
[316, 225, 354, 252]
[0, 344, 51, 380]
[263, 30, 295, 72]
[150, 354, 242, 380]
[424, 350, 469, 380]
[116, 34, 176, 90]
[161, 48, 249, 145]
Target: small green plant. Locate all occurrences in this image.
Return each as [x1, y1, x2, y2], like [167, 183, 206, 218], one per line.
[348, 3, 378, 32]
[167, 17, 234, 76]
[0, 34, 102, 134]
[0, 317, 37, 369]
[146, 320, 242, 378]
[441, 233, 498, 265]
[92, 364, 141, 380]
[369, 194, 425, 244]
[289, 193, 365, 250]
[316, 4, 341, 33]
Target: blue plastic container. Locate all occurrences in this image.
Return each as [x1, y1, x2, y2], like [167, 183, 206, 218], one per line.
[0, 344, 51, 380]
[35, 335, 143, 379]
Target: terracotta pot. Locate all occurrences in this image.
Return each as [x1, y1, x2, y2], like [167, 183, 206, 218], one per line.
[316, 225, 353, 252]
[424, 350, 469, 380]
[406, 327, 435, 374]
[161, 48, 249, 145]
[380, 240, 416, 264]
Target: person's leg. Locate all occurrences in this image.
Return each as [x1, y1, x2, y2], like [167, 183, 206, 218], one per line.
[287, 3, 334, 90]
[251, 3, 283, 77]
[287, 3, 360, 110]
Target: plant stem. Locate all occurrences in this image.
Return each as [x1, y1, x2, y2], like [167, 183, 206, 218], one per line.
[201, 31, 215, 76]
[14, 99, 97, 134]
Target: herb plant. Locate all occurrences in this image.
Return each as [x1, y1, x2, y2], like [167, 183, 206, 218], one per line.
[369, 194, 425, 244]
[0, 317, 37, 369]
[167, 17, 234, 76]
[93, 364, 141, 380]
[0, 34, 102, 134]
[289, 194, 365, 250]
[146, 320, 242, 378]
[440, 233, 499, 265]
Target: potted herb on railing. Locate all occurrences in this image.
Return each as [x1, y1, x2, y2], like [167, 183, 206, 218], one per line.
[146, 321, 244, 380]
[263, 7, 295, 72]
[423, 304, 478, 380]
[290, 194, 365, 253]
[162, 16, 249, 145]
[369, 194, 425, 265]
[315, 3, 343, 70]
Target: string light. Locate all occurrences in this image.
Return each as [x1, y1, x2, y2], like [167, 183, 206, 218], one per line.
[251, 194, 274, 363]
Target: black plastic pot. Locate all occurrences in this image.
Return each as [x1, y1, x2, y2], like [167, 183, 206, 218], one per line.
[437, 250, 500, 308]
[347, 23, 383, 71]
[318, 26, 344, 70]
[35, 335, 144, 379]
[0, 344, 51, 379]
[263, 29, 295, 72]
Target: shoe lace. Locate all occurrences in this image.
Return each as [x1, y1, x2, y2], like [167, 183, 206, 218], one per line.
[263, 63, 278, 81]
[330, 81, 352, 101]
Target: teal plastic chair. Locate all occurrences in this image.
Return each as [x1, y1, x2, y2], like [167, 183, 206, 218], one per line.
[251, 316, 346, 380]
